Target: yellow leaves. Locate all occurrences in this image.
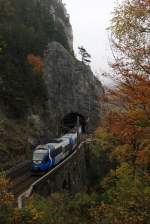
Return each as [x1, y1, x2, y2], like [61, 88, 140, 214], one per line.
[111, 144, 135, 163]
[11, 198, 43, 224]
[12, 209, 22, 223]
[0, 173, 9, 191]
[30, 207, 42, 221]
[95, 127, 111, 140]
[0, 174, 14, 205]
[28, 199, 43, 221]
[2, 192, 14, 204]
[110, 0, 150, 78]
[136, 141, 150, 168]
[27, 54, 43, 74]
[89, 202, 111, 224]
[115, 163, 133, 178]
[99, 3, 150, 215]
[130, 5, 146, 18]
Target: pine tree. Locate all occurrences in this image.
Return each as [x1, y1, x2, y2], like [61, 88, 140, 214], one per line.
[78, 46, 91, 65]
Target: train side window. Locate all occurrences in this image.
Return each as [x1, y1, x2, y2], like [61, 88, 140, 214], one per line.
[50, 147, 62, 157]
[64, 144, 70, 152]
[56, 146, 62, 156]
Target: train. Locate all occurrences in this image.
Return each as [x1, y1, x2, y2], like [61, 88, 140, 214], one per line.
[32, 127, 82, 172]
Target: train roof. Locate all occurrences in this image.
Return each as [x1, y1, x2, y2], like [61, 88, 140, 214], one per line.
[33, 149, 48, 153]
[62, 133, 77, 138]
[35, 145, 47, 150]
[48, 139, 62, 143]
[35, 144, 54, 151]
[58, 136, 70, 145]
[34, 129, 79, 152]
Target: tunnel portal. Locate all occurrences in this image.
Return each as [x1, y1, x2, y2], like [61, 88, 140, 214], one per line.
[61, 112, 87, 133]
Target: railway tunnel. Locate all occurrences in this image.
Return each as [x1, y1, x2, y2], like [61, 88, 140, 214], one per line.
[61, 112, 87, 133]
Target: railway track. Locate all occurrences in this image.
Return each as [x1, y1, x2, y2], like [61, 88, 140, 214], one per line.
[17, 147, 80, 208]
[11, 172, 38, 197]
[6, 148, 78, 199]
[6, 161, 39, 198]
[5, 135, 92, 207]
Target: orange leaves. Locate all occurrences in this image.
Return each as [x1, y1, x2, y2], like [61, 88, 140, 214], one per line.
[0, 174, 14, 205]
[105, 62, 149, 171]
[104, 73, 149, 168]
[136, 140, 150, 168]
[137, 148, 150, 166]
[89, 203, 110, 224]
[106, 108, 149, 146]
[140, 0, 150, 6]
[0, 174, 9, 191]
[27, 54, 43, 74]
[2, 192, 14, 204]
[101, 2, 150, 218]
[147, 0, 150, 5]
[11, 209, 22, 223]
[106, 73, 150, 130]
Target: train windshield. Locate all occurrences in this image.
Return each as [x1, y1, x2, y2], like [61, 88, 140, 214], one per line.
[33, 150, 47, 161]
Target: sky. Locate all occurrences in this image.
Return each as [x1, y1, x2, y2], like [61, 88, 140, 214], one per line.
[62, 0, 118, 84]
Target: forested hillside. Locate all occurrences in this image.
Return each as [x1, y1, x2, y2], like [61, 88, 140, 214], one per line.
[0, 0, 70, 118]
[0, 0, 73, 168]
[0, 0, 149, 223]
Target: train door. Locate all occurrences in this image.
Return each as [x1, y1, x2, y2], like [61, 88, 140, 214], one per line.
[54, 146, 63, 164]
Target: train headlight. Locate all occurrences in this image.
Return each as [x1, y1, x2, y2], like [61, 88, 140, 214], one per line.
[33, 160, 41, 165]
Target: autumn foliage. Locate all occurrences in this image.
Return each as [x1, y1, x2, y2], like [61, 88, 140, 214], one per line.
[0, 173, 14, 205]
[103, 0, 150, 166]
[93, 0, 150, 223]
[0, 0, 149, 223]
[27, 54, 43, 74]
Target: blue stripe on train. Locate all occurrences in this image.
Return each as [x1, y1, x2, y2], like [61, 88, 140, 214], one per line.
[32, 159, 53, 171]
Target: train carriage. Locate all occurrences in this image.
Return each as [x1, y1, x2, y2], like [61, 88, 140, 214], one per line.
[32, 126, 81, 172]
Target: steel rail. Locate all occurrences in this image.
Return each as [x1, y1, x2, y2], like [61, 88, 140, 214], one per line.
[17, 139, 93, 209]
[18, 142, 79, 208]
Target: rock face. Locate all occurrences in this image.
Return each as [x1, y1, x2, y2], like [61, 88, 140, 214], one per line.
[0, 41, 104, 167]
[43, 42, 104, 135]
[42, 0, 74, 50]
[57, 17, 73, 50]
[0, 0, 104, 168]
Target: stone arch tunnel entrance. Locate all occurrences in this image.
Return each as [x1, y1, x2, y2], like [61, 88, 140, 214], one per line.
[61, 112, 87, 133]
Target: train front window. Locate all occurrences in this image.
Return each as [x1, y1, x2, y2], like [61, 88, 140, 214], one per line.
[33, 150, 47, 161]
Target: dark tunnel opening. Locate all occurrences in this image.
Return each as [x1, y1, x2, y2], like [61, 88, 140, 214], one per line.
[61, 112, 87, 133]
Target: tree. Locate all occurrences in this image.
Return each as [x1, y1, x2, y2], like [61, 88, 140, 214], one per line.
[78, 46, 91, 65]
[27, 54, 43, 74]
[0, 173, 14, 223]
[110, 0, 150, 77]
[104, 0, 150, 155]
[90, 163, 150, 224]
[95, 2, 150, 221]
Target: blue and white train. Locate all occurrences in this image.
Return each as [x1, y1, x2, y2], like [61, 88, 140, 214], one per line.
[32, 127, 82, 172]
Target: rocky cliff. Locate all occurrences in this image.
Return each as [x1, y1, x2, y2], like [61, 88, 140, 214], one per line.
[39, 0, 73, 50]
[43, 42, 104, 134]
[0, 0, 104, 169]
